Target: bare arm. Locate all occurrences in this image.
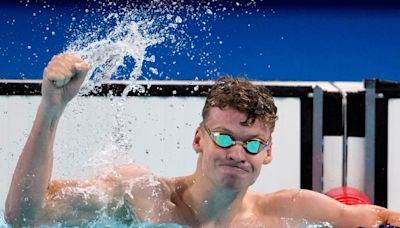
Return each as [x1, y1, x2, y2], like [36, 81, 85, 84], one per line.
[272, 189, 400, 227]
[36, 178, 113, 226]
[5, 53, 90, 226]
[342, 204, 400, 227]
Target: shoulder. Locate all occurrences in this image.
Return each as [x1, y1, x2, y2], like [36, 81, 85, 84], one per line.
[248, 189, 334, 215]
[107, 164, 152, 179]
[102, 163, 168, 186]
[105, 164, 173, 198]
[48, 164, 157, 194]
[241, 189, 306, 225]
[267, 188, 336, 205]
[249, 188, 305, 205]
[100, 164, 161, 187]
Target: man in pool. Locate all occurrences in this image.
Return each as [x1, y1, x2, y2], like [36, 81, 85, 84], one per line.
[5, 53, 400, 227]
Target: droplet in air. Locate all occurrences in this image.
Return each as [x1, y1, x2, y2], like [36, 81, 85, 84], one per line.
[175, 16, 182, 23]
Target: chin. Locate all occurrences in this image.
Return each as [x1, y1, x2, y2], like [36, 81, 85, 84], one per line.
[218, 175, 251, 190]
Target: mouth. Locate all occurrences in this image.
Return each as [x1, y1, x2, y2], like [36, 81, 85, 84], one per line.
[219, 164, 249, 173]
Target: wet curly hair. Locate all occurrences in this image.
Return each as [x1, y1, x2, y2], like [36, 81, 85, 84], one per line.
[202, 76, 278, 132]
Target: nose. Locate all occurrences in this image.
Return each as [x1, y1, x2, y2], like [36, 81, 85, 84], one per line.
[226, 144, 246, 163]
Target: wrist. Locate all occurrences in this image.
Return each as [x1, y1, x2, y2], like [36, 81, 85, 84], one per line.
[38, 101, 66, 120]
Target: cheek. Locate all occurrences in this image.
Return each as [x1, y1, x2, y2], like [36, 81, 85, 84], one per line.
[201, 147, 225, 168]
[201, 145, 216, 162]
[249, 155, 265, 171]
[204, 143, 225, 158]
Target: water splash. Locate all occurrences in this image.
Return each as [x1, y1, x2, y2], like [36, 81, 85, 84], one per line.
[280, 217, 334, 228]
[63, 1, 224, 160]
[67, 9, 182, 96]
[64, 5, 172, 169]
[64, 1, 240, 94]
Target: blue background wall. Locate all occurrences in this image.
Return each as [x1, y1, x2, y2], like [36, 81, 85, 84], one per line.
[1, 0, 400, 81]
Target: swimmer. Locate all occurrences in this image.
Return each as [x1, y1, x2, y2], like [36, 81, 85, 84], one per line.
[5, 53, 400, 227]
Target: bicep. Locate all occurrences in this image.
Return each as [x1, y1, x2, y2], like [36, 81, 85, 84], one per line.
[37, 165, 154, 226]
[37, 179, 111, 226]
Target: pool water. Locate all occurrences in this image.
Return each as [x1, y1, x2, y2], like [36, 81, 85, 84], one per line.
[0, 209, 187, 228]
[0, 209, 337, 228]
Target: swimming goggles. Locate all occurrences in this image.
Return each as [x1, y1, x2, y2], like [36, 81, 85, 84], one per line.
[203, 124, 270, 155]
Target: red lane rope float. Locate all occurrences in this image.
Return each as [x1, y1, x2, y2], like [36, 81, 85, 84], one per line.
[325, 186, 372, 205]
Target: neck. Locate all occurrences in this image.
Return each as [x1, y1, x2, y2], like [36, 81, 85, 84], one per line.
[180, 173, 247, 225]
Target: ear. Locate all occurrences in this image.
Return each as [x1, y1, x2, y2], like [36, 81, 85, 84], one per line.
[263, 142, 273, 165]
[193, 127, 203, 154]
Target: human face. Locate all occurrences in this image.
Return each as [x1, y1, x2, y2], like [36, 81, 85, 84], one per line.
[193, 107, 272, 190]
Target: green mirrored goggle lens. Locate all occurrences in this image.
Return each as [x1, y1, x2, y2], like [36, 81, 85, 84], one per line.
[215, 134, 233, 147]
[211, 133, 264, 154]
[245, 140, 262, 154]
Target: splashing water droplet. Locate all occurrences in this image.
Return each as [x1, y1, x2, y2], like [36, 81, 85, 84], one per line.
[149, 67, 159, 75]
[175, 16, 182, 24]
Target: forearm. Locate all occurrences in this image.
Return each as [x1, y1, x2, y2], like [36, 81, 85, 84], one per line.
[355, 205, 400, 226]
[342, 204, 400, 227]
[382, 208, 400, 226]
[5, 102, 66, 226]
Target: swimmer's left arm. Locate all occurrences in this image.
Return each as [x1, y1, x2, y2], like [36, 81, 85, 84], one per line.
[280, 189, 400, 227]
[384, 209, 400, 226]
[344, 204, 400, 227]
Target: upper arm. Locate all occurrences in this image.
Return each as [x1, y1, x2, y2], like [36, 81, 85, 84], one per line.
[269, 189, 392, 228]
[37, 178, 111, 226]
[38, 164, 152, 226]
